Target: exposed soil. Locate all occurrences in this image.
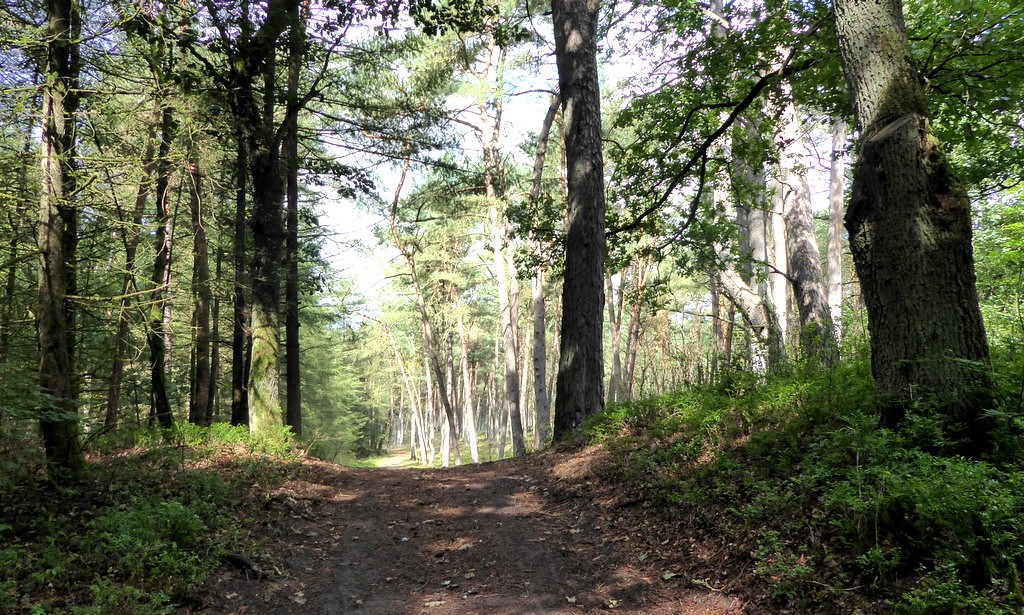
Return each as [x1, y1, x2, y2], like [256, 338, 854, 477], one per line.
[194, 446, 749, 615]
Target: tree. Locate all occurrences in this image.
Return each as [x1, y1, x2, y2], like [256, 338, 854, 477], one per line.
[145, 102, 176, 429]
[826, 120, 847, 340]
[776, 94, 837, 366]
[552, 0, 607, 439]
[188, 155, 212, 426]
[37, 0, 84, 478]
[834, 0, 993, 452]
[284, 0, 304, 436]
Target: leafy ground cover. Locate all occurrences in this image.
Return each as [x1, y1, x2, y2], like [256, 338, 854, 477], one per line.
[579, 349, 1024, 613]
[0, 425, 298, 614]
[4, 349, 1024, 613]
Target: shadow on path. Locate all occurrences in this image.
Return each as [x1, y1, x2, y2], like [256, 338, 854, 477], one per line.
[197, 448, 743, 615]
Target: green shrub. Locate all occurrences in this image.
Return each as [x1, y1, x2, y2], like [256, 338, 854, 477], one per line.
[582, 350, 1024, 612]
[84, 498, 207, 598]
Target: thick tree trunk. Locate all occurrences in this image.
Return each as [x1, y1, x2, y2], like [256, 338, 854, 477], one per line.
[220, 0, 297, 430]
[38, 0, 84, 478]
[826, 120, 847, 340]
[835, 0, 992, 452]
[778, 100, 837, 365]
[284, 0, 303, 437]
[247, 56, 287, 434]
[188, 159, 212, 426]
[231, 129, 250, 426]
[146, 105, 175, 429]
[552, 0, 606, 439]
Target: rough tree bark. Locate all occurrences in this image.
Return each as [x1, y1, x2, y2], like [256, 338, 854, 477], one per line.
[37, 0, 84, 478]
[284, 0, 304, 437]
[230, 127, 250, 426]
[146, 105, 176, 429]
[552, 0, 607, 439]
[778, 98, 837, 365]
[835, 0, 993, 452]
[188, 157, 212, 426]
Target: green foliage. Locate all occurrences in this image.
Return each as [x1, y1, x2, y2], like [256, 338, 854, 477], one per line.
[583, 348, 1024, 611]
[0, 430, 301, 612]
[70, 579, 174, 615]
[411, 0, 499, 36]
[84, 498, 207, 598]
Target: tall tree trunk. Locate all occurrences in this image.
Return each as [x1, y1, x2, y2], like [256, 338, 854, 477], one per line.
[37, 0, 83, 478]
[284, 0, 303, 437]
[606, 274, 624, 403]
[733, 120, 777, 372]
[210, 246, 222, 419]
[490, 202, 525, 457]
[146, 105, 176, 429]
[188, 157, 212, 426]
[105, 125, 156, 429]
[457, 308, 480, 463]
[770, 188, 790, 344]
[552, 0, 606, 439]
[778, 99, 837, 365]
[826, 119, 847, 340]
[247, 67, 286, 434]
[473, 43, 526, 457]
[529, 93, 558, 447]
[531, 271, 549, 448]
[835, 0, 992, 453]
[231, 129, 250, 426]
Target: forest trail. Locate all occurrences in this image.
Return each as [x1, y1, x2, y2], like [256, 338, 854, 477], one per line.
[197, 446, 745, 614]
[372, 448, 421, 469]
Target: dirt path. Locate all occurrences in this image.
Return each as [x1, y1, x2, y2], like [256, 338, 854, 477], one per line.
[197, 447, 745, 614]
[372, 448, 420, 469]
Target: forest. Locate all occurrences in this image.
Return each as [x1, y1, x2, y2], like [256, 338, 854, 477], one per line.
[2, 0, 1024, 611]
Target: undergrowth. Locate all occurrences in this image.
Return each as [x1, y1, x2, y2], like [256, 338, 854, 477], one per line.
[0, 424, 299, 613]
[582, 349, 1024, 613]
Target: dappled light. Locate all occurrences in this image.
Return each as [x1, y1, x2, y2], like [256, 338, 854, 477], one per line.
[2, 0, 1024, 610]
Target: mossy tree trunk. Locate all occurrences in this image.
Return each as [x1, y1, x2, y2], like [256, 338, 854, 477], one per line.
[37, 0, 84, 479]
[835, 0, 993, 453]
